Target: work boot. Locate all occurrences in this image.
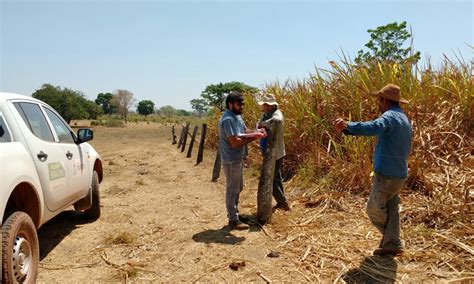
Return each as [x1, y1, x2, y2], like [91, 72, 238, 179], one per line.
[238, 215, 250, 224]
[373, 247, 403, 257]
[228, 220, 249, 230]
[273, 202, 291, 211]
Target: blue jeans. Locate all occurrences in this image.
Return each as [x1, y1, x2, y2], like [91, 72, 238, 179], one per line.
[367, 173, 406, 250]
[222, 159, 244, 222]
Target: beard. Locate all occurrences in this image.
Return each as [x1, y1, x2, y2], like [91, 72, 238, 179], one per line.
[230, 105, 243, 115]
[232, 109, 242, 115]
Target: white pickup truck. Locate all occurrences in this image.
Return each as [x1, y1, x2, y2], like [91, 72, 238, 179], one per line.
[0, 92, 103, 283]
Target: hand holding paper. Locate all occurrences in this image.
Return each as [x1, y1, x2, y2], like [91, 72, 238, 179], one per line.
[237, 131, 267, 139]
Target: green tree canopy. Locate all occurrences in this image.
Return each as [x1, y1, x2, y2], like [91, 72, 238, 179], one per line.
[32, 84, 102, 123]
[356, 21, 421, 64]
[159, 105, 176, 119]
[95, 92, 116, 114]
[176, 109, 191, 116]
[200, 81, 258, 110]
[83, 100, 103, 120]
[137, 100, 155, 116]
[189, 98, 209, 117]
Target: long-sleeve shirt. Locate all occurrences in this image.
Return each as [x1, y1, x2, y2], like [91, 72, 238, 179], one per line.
[345, 106, 412, 178]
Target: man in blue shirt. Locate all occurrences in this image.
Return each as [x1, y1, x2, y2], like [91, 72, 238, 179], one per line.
[334, 83, 412, 257]
[219, 92, 266, 230]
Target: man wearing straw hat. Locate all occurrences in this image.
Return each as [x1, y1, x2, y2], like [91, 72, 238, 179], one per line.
[257, 93, 291, 211]
[219, 91, 266, 230]
[334, 83, 412, 257]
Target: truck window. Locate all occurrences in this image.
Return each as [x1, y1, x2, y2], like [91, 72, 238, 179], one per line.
[44, 107, 75, 143]
[0, 114, 12, 142]
[13, 102, 55, 142]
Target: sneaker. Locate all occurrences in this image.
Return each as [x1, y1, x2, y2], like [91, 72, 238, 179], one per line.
[373, 248, 403, 257]
[228, 220, 249, 230]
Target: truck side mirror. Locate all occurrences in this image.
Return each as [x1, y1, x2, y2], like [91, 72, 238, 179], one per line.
[77, 128, 93, 144]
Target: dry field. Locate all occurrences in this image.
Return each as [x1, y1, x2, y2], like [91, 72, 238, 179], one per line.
[37, 123, 473, 283]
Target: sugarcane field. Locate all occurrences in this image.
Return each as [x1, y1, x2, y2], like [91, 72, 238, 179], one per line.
[1, 1, 472, 283]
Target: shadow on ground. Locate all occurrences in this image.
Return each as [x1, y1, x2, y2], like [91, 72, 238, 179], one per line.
[192, 226, 245, 245]
[38, 210, 97, 260]
[192, 213, 270, 245]
[342, 255, 398, 283]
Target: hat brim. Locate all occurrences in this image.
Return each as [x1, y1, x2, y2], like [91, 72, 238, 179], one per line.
[257, 101, 278, 106]
[370, 92, 409, 104]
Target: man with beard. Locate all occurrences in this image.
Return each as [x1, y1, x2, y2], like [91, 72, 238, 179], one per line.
[334, 83, 412, 256]
[219, 91, 266, 230]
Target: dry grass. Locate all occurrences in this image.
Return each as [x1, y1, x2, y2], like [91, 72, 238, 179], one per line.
[37, 123, 472, 282]
[103, 232, 137, 245]
[207, 54, 473, 281]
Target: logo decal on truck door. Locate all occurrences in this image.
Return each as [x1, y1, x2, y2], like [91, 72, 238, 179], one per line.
[48, 162, 66, 180]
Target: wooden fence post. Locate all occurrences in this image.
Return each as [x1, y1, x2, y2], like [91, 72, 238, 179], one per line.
[257, 119, 281, 224]
[187, 126, 199, 158]
[172, 125, 177, 145]
[177, 125, 185, 148]
[196, 124, 207, 165]
[211, 145, 221, 182]
[181, 122, 191, 152]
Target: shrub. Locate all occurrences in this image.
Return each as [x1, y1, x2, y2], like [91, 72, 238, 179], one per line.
[105, 118, 125, 128]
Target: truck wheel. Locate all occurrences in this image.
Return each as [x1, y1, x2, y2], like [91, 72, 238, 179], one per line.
[2, 212, 39, 283]
[84, 170, 101, 220]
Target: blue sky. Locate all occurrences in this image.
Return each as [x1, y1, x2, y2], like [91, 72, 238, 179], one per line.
[1, 0, 472, 110]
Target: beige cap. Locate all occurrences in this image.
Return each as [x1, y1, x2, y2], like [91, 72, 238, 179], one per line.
[257, 93, 278, 106]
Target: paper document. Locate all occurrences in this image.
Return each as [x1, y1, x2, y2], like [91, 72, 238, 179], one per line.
[237, 132, 262, 138]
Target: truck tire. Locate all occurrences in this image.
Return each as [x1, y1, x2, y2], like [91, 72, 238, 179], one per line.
[84, 170, 101, 220]
[2, 211, 39, 283]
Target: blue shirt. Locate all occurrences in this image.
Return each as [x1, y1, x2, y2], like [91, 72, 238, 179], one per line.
[218, 110, 246, 161]
[345, 106, 412, 178]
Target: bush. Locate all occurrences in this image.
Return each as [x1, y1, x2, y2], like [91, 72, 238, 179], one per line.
[90, 120, 101, 126]
[105, 118, 125, 128]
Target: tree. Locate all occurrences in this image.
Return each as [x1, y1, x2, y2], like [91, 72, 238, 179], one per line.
[95, 93, 116, 114]
[159, 105, 176, 119]
[111, 89, 135, 122]
[200, 81, 258, 110]
[32, 84, 102, 123]
[83, 99, 103, 120]
[355, 21, 421, 64]
[137, 100, 155, 116]
[176, 109, 191, 116]
[190, 98, 209, 117]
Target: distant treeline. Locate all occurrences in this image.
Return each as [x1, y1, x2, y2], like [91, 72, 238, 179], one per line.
[32, 84, 199, 123]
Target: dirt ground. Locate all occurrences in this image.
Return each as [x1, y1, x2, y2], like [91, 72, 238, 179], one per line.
[37, 123, 473, 283]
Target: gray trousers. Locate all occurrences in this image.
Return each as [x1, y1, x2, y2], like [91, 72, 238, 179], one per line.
[273, 158, 288, 206]
[222, 159, 244, 222]
[367, 173, 406, 250]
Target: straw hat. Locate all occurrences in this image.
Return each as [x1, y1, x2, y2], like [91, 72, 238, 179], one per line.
[257, 93, 279, 106]
[370, 84, 409, 104]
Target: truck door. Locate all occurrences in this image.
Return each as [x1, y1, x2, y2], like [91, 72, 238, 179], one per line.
[12, 102, 70, 212]
[42, 107, 90, 200]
